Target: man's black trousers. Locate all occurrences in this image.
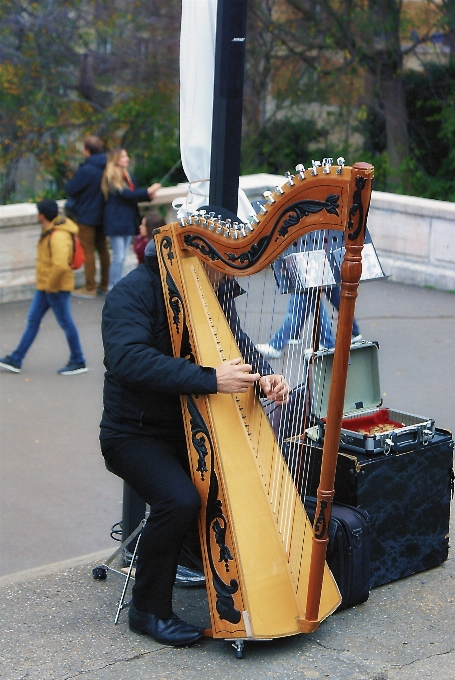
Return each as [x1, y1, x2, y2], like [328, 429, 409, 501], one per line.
[101, 435, 201, 619]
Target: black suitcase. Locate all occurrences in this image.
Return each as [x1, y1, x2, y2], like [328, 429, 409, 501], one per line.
[304, 497, 370, 610]
[291, 428, 454, 588]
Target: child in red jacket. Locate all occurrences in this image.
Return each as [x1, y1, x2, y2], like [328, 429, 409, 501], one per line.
[133, 212, 165, 264]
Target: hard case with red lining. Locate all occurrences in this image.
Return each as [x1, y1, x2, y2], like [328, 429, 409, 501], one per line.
[309, 341, 435, 456]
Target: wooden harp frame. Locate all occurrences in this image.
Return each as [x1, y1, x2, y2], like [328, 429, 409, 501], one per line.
[154, 162, 374, 640]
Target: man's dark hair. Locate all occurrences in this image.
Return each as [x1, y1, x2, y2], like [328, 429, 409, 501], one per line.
[83, 135, 104, 155]
[37, 199, 59, 222]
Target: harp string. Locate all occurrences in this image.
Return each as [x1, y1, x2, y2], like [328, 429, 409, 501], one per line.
[201, 228, 337, 584]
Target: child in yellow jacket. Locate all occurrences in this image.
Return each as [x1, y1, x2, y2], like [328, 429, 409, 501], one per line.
[0, 200, 88, 375]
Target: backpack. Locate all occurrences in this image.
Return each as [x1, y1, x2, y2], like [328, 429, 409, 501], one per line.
[69, 234, 85, 270]
[49, 228, 85, 270]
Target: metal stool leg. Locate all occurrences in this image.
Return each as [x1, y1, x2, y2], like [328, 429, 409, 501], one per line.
[114, 518, 146, 624]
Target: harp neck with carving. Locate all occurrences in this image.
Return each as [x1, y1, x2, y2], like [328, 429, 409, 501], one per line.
[155, 161, 374, 640]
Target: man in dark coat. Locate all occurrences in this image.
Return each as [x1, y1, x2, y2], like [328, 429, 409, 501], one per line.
[100, 240, 289, 646]
[65, 136, 110, 297]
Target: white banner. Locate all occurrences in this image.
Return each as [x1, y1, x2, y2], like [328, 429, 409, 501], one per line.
[178, 0, 254, 221]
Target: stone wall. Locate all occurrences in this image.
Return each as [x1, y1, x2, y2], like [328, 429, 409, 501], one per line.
[367, 191, 455, 292]
[1, 176, 454, 303]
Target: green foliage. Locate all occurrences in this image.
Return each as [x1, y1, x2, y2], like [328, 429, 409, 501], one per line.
[405, 65, 455, 201]
[357, 64, 455, 200]
[241, 117, 327, 175]
[0, 0, 181, 203]
[107, 87, 182, 186]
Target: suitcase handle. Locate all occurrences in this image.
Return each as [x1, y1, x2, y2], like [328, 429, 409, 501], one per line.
[386, 428, 421, 454]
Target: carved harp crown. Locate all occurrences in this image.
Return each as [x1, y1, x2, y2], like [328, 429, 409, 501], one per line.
[155, 161, 374, 643]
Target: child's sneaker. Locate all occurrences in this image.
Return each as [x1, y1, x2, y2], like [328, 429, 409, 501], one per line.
[0, 355, 21, 373]
[57, 362, 88, 375]
[255, 343, 282, 359]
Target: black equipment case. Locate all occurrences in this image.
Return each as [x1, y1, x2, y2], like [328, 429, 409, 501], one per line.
[285, 429, 454, 588]
[304, 497, 370, 610]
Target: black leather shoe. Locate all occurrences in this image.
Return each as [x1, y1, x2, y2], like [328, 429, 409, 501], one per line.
[175, 565, 206, 587]
[129, 603, 204, 646]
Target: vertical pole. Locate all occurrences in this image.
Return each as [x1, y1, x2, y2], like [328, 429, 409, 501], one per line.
[304, 163, 374, 625]
[209, 0, 248, 214]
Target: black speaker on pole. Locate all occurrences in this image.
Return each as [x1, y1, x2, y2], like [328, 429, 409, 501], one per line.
[209, 0, 248, 215]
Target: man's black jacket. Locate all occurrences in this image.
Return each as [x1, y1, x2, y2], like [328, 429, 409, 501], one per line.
[100, 252, 217, 440]
[100, 253, 272, 442]
[65, 153, 106, 227]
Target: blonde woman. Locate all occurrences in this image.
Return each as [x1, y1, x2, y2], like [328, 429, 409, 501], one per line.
[102, 149, 161, 290]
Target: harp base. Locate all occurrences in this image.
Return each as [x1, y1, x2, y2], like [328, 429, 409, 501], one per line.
[298, 618, 321, 633]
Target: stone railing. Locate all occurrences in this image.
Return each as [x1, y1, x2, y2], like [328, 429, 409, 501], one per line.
[1, 175, 454, 303]
[367, 191, 455, 292]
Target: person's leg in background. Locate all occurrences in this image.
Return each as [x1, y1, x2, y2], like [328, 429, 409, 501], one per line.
[108, 235, 132, 290]
[325, 286, 361, 340]
[257, 292, 309, 359]
[94, 227, 110, 294]
[47, 292, 86, 372]
[317, 296, 335, 349]
[3, 290, 49, 369]
[73, 223, 97, 297]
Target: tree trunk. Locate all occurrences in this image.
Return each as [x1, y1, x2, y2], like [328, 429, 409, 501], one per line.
[381, 73, 411, 192]
[0, 158, 20, 204]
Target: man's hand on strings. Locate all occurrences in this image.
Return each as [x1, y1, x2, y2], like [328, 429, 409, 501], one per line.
[216, 358, 260, 393]
[259, 374, 290, 404]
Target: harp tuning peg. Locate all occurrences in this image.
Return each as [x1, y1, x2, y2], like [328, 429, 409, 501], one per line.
[295, 164, 306, 180]
[336, 157, 345, 174]
[259, 203, 268, 214]
[275, 184, 285, 196]
[230, 221, 240, 239]
[263, 190, 275, 205]
[311, 160, 321, 176]
[215, 220, 225, 234]
[322, 158, 333, 174]
[285, 171, 295, 186]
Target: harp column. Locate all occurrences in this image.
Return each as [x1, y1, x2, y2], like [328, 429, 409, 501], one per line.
[209, 0, 248, 215]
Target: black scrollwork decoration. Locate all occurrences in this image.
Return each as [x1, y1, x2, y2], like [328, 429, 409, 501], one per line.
[347, 176, 367, 241]
[161, 235, 175, 263]
[213, 518, 234, 571]
[314, 499, 329, 540]
[207, 474, 241, 623]
[213, 574, 242, 624]
[183, 195, 339, 272]
[278, 194, 339, 238]
[184, 395, 241, 624]
[158, 238, 195, 362]
[186, 395, 209, 481]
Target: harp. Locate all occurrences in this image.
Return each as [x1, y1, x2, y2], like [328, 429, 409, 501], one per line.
[154, 161, 374, 644]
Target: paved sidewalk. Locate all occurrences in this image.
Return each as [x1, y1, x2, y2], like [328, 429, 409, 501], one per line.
[1, 279, 454, 678]
[1, 532, 454, 680]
